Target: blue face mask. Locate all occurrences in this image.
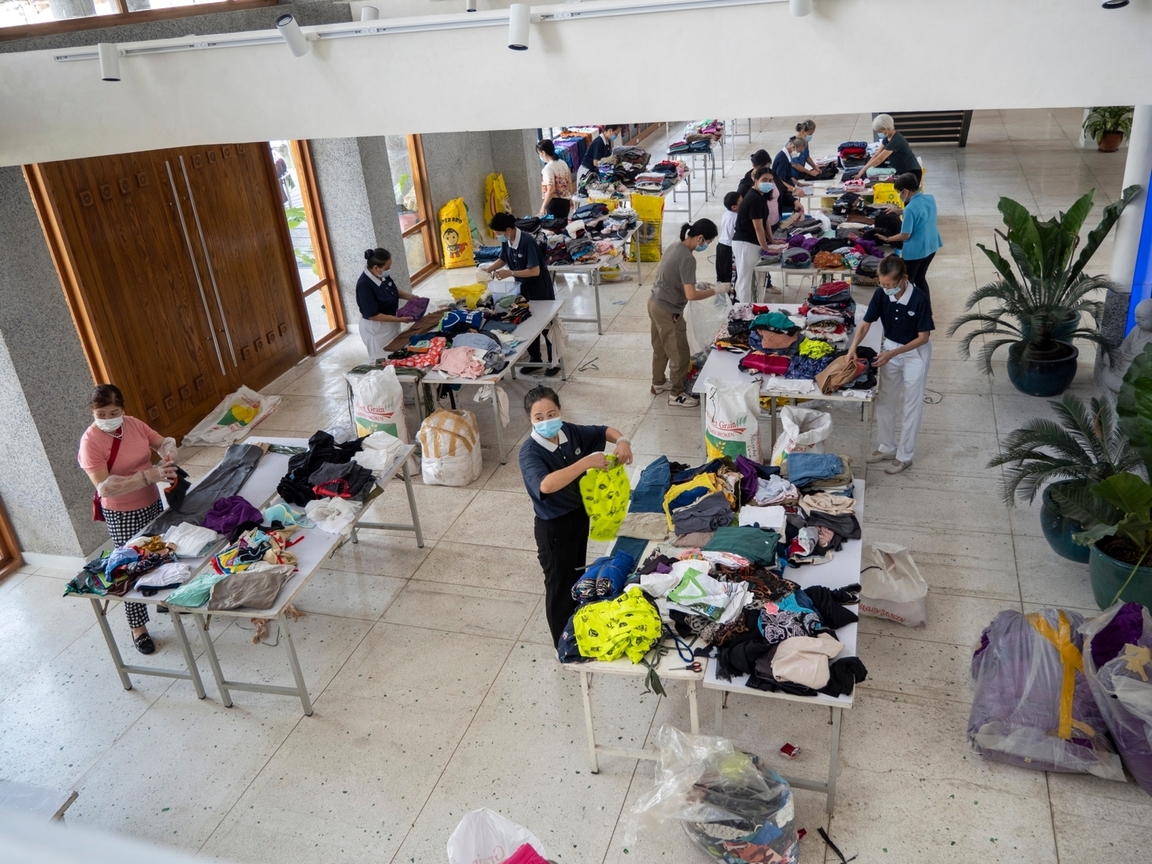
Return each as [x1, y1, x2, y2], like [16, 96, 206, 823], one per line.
[696, 242, 708, 252]
[883, 285, 901, 298]
[533, 417, 563, 439]
[757, 182, 774, 193]
[380, 269, 391, 279]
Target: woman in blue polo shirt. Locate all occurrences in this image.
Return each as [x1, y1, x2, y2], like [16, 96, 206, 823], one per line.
[845, 255, 934, 475]
[518, 385, 633, 646]
[356, 247, 419, 361]
[875, 173, 943, 303]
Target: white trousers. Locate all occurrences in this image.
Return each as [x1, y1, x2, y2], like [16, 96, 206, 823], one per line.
[733, 241, 762, 305]
[875, 338, 932, 463]
[359, 317, 401, 362]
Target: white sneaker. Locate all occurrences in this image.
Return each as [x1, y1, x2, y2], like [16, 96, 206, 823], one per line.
[866, 449, 894, 464]
[651, 381, 673, 394]
[885, 459, 912, 475]
[669, 392, 700, 408]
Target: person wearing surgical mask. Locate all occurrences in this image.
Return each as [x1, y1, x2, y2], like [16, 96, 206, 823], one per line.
[648, 218, 726, 408]
[483, 212, 557, 374]
[78, 383, 180, 655]
[845, 255, 934, 476]
[356, 247, 419, 361]
[577, 124, 622, 184]
[873, 172, 942, 306]
[731, 165, 779, 305]
[791, 119, 820, 178]
[518, 385, 633, 646]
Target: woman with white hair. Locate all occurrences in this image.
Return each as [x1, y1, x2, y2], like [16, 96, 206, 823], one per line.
[852, 114, 922, 185]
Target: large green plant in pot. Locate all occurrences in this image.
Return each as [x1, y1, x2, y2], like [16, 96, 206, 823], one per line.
[988, 394, 1139, 561]
[1052, 344, 1152, 607]
[948, 186, 1139, 397]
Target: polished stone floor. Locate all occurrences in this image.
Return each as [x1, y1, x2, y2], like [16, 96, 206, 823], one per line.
[2, 109, 1148, 863]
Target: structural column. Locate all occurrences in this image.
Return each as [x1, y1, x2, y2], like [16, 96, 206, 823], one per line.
[1117, 106, 1152, 331]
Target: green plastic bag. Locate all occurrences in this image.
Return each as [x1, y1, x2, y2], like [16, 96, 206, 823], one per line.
[579, 457, 631, 541]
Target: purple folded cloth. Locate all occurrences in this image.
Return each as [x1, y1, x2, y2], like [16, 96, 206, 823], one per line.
[203, 496, 263, 534]
[396, 296, 430, 320]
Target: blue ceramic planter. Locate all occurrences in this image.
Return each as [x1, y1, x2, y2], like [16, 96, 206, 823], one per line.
[1040, 484, 1090, 563]
[1089, 543, 1152, 610]
[1006, 342, 1079, 397]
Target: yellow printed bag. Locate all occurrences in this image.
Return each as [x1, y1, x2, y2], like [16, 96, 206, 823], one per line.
[628, 193, 665, 262]
[484, 173, 511, 240]
[438, 197, 475, 269]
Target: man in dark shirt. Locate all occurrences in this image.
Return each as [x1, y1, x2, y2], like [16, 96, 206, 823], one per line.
[484, 212, 556, 372]
[518, 386, 633, 647]
[579, 124, 621, 180]
[846, 255, 933, 474]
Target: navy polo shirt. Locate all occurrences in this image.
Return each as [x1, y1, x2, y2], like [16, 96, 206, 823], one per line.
[863, 284, 935, 345]
[355, 270, 399, 319]
[582, 135, 612, 170]
[519, 422, 608, 520]
[500, 230, 554, 301]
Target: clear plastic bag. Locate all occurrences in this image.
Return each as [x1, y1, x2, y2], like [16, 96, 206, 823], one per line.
[1080, 602, 1152, 795]
[446, 809, 546, 864]
[686, 292, 732, 354]
[627, 726, 798, 862]
[968, 608, 1124, 780]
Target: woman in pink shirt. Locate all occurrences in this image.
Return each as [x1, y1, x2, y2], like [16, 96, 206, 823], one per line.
[77, 384, 179, 655]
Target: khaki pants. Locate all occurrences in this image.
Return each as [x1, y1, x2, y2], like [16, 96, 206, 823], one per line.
[648, 297, 690, 396]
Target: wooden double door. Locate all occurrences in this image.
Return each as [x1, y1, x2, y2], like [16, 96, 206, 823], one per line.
[28, 142, 311, 440]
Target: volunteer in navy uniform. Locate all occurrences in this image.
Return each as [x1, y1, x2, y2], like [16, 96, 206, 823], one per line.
[356, 247, 419, 361]
[518, 385, 633, 646]
[845, 254, 933, 475]
[483, 212, 558, 374]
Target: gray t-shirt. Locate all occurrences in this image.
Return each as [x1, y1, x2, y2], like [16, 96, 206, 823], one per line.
[651, 242, 697, 314]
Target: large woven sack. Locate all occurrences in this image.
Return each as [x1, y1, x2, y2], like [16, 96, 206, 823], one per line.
[417, 409, 482, 487]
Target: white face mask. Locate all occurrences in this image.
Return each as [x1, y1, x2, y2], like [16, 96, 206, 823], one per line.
[94, 415, 124, 433]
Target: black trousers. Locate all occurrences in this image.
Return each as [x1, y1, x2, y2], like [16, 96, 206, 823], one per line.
[715, 242, 734, 284]
[534, 507, 590, 646]
[904, 252, 935, 299]
[546, 197, 571, 219]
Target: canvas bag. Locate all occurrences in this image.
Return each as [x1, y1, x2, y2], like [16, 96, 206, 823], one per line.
[417, 409, 482, 487]
[860, 542, 928, 627]
[769, 405, 832, 465]
[347, 367, 408, 442]
[629, 193, 665, 262]
[438, 197, 475, 269]
[704, 378, 761, 461]
[484, 173, 511, 240]
[446, 809, 547, 864]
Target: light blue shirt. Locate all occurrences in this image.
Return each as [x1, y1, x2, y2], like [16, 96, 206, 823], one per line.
[898, 192, 943, 261]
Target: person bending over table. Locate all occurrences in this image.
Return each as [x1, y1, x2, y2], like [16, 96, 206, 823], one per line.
[537, 140, 574, 219]
[357, 247, 418, 361]
[791, 119, 820, 178]
[519, 385, 633, 646]
[78, 384, 179, 655]
[732, 166, 779, 304]
[771, 137, 807, 213]
[578, 124, 621, 182]
[483, 212, 558, 376]
[873, 172, 942, 305]
[736, 148, 773, 197]
[845, 255, 934, 476]
[851, 114, 922, 185]
[648, 218, 729, 409]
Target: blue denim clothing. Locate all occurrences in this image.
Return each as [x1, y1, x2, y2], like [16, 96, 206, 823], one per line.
[786, 453, 844, 489]
[630, 456, 671, 513]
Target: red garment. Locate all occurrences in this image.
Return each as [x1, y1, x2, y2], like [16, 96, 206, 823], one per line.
[385, 336, 446, 369]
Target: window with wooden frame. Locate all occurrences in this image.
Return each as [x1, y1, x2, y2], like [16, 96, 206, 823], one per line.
[271, 139, 345, 351]
[385, 134, 440, 285]
[0, 0, 276, 41]
[0, 497, 23, 582]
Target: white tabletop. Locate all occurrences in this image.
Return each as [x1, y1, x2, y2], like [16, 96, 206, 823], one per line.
[703, 478, 865, 707]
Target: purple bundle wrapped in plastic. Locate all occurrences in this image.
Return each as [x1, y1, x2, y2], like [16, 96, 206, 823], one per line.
[968, 608, 1124, 780]
[203, 496, 263, 535]
[1081, 602, 1152, 796]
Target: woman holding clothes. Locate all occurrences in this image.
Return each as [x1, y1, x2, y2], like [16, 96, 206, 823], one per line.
[731, 166, 779, 304]
[78, 384, 179, 655]
[874, 172, 942, 303]
[647, 219, 729, 409]
[791, 119, 820, 177]
[356, 247, 419, 361]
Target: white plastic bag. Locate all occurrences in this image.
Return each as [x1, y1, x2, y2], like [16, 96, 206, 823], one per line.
[182, 385, 281, 446]
[446, 809, 546, 864]
[418, 409, 483, 487]
[347, 367, 408, 441]
[686, 292, 731, 354]
[704, 378, 761, 461]
[860, 542, 928, 627]
[769, 405, 832, 466]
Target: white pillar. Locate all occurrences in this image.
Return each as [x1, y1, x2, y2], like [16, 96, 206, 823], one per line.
[1113, 106, 1152, 336]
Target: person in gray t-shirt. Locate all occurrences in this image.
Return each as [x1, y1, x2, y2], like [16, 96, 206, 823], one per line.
[647, 219, 732, 408]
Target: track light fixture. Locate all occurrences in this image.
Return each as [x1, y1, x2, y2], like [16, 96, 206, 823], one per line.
[360, 6, 380, 20]
[508, 4, 530, 50]
[466, 0, 477, 11]
[97, 43, 121, 81]
[789, 0, 812, 15]
[1101, 0, 1129, 7]
[276, 14, 311, 57]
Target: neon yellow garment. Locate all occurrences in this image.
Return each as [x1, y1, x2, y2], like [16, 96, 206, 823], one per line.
[798, 338, 835, 360]
[579, 459, 631, 541]
[573, 586, 662, 663]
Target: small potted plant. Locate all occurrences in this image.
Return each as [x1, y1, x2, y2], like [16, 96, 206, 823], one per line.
[949, 187, 1139, 396]
[1052, 344, 1152, 607]
[989, 394, 1139, 562]
[1083, 106, 1134, 153]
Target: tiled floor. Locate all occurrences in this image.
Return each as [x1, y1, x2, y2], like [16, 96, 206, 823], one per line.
[3, 110, 1149, 863]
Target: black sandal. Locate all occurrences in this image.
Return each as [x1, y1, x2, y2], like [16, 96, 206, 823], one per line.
[133, 632, 156, 655]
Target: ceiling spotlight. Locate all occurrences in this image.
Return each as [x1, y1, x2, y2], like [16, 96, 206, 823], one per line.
[508, 4, 530, 50]
[276, 14, 311, 57]
[466, 0, 477, 11]
[98, 42, 121, 81]
[361, 6, 379, 19]
[790, 0, 813, 15]
[1101, 0, 1129, 7]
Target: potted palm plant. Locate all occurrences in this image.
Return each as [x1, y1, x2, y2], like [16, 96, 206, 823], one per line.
[1083, 106, 1134, 153]
[948, 187, 1139, 396]
[1051, 344, 1152, 607]
[989, 394, 1139, 561]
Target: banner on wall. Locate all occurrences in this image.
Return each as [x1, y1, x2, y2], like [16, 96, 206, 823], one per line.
[438, 197, 475, 269]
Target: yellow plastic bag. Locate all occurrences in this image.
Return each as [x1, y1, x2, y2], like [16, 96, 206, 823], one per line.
[439, 197, 475, 269]
[872, 182, 903, 209]
[449, 283, 488, 309]
[628, 193, 665, 262]
[484, 173, 511, 240]
[580, 457, 631, 541]
[573, 586, 662, 663]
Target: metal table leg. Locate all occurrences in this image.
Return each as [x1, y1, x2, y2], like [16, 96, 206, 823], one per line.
[492, 383, 507, 464]
[88, 598, 207, 695]
[825, 706, 843, 814]
[579, 669, 600, 773]
[401, 459, 425, 548]
[168, 609, 207, 699]
[279, 614, 314, 716]
[714, 690, 727, 735]
[191, 612, 233, 708]
[688, 679, 700, 735]
[91, 598, 133, 691]
[592, 268, 603, 335]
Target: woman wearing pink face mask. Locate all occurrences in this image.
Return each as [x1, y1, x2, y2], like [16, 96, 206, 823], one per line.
[78, 383, 179, 655]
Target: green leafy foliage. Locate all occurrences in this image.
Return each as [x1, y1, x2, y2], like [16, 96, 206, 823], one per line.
[1082, 106, 1134, 143]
